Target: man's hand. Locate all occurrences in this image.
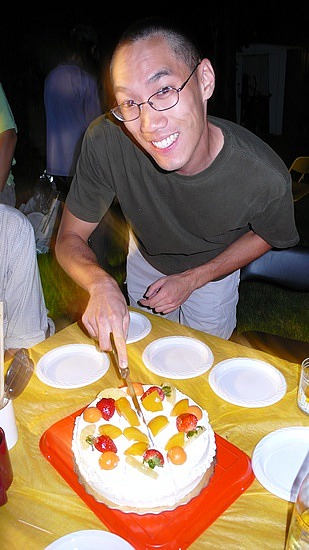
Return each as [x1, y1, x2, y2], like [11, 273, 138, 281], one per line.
[139, 271, 195, 314]
[139, 231, 272, 314]
[82, 277, 130, 368]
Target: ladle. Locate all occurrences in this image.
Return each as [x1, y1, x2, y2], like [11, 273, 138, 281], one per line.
[1, 349, 34, 407]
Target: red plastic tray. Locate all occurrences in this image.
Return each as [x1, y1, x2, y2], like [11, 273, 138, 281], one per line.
[40, 408, 255, 549]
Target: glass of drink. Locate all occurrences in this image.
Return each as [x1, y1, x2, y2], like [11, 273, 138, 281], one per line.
[285, 472, 309, 549]
[298, 358, 309, 415]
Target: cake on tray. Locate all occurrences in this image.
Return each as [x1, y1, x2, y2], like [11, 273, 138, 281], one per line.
[72, 383, 216, 514]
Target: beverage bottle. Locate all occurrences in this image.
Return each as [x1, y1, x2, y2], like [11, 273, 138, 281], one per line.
[286, 472, 309, 549]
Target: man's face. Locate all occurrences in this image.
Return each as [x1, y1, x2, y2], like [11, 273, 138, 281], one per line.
[111, 36, 212, 175]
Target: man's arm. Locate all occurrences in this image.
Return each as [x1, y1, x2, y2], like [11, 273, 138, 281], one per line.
[139, 231, 272, 313]
[0, 129, 17, 191]
[55, 206, 130, 367]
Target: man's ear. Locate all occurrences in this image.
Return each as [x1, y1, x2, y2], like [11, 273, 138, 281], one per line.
[199, 59, 215, 100]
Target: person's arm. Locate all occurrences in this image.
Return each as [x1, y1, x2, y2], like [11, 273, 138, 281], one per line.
[0, 128, 17, 191]
[55, 206, 130, 367]
[139, 231, 272, 313]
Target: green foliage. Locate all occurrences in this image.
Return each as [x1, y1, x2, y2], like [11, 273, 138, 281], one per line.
[37, 252, 88, 326]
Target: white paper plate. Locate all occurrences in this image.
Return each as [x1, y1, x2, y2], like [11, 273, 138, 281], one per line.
[45, 529, 134, 549]
[127, 311, 152, 343]
[142, 336, 214, 379]
[36, 344, 110, 388]
[208, 357, 286, 407]
[252, 427, 309, 501]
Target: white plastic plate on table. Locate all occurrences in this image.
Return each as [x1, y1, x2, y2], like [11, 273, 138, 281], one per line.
[36, 344, 109, 388]
[252, 427, 309, 501]
[126, 311, 152, 343]
[45, 529, 134, 549]
[208, 357, 286, 407]
[142, 336, 214, 379]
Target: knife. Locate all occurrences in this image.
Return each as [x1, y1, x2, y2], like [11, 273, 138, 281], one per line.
[110, 333, 155, 447]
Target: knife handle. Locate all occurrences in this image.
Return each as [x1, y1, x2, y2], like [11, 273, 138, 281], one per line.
[110, 333, 130, 380]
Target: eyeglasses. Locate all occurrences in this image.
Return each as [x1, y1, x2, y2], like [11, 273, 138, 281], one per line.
[111, 62, 201, 122]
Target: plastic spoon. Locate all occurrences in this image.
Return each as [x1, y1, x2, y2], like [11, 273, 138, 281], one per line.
[2, 349, 34, 405]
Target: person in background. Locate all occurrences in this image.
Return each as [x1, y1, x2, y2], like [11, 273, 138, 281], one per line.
[44, 24, 102, 200]
[55, 18, 299, 368]
[1, 205, 54, 361]
[0, 83, 17, 207]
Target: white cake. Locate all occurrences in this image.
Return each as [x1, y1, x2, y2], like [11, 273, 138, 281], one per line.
[72, 384, 216, 513]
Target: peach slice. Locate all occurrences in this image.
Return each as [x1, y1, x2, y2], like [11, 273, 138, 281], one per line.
[123, 427, 149, 443]
[124, 441, 149, 456]
[142, 390, 163, 412]
[170, 398, 189, 416]
[115, 396, 131, 414]
[98, 424, 122, 439]
[148, 415, 169, 437]
[164, 432, 185, 451]
[122, 407, 140, 426]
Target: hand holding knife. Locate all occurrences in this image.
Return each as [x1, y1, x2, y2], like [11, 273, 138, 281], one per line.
[110, 333, 155, 447]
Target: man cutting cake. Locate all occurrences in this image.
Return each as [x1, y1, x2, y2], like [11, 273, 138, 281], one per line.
[55, 18, 299, 369]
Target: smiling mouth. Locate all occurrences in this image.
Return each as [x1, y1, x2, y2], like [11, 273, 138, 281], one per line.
[152, 133, 179, 150]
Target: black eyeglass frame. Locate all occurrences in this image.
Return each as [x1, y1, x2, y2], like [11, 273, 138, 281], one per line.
[110, 61, 201, 122]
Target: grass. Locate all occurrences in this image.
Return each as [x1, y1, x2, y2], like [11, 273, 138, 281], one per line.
[236, 281, 309, 342]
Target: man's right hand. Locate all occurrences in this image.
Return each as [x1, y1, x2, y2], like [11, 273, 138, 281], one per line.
[82, 276, 130, 368]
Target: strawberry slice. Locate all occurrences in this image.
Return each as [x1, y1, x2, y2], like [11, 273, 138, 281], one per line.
[96, 397, 116, 420]
[143, 449, 164, 469]
[176, 412, 198, 433]
[86, 434, 117, 453]
[141, 386, 165, 402]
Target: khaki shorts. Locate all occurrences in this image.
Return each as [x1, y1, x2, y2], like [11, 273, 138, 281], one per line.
[126, 234, 240, 340]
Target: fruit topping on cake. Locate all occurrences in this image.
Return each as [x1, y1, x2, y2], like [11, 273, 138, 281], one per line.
[86, 433, 117, 453]
[143, 449, 164, 469]
[96, 397, 116, 420]
[72, 383, 216, 512]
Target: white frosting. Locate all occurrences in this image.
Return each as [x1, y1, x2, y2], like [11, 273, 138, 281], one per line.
[72, 385, 216, 511]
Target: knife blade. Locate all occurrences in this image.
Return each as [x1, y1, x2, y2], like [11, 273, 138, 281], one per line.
[110, 334, 155, 447]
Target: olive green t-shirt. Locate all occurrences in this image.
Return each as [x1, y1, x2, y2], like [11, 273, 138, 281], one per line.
[67, 115, 299, 275]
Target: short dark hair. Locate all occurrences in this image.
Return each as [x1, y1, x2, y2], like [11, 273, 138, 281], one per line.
[111, 17, 201, 72]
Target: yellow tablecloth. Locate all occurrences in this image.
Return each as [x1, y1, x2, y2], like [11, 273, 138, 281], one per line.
[1, 309, 308, 549]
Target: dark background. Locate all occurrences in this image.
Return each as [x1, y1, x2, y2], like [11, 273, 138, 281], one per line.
[0, 1, 308, 196]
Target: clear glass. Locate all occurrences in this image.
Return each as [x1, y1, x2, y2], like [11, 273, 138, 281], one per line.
[298, 358, 309, 414]
[111, 62, 200, 122]
[286, 472, 309, 549]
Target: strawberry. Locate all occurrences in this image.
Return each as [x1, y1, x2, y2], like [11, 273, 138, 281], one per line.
[143, 449, 164, 469]
[86, 434, 117, 453]
[96, 397, 115, 420]
[141, 386, 165, 402]
[176, 413, 198, 433]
